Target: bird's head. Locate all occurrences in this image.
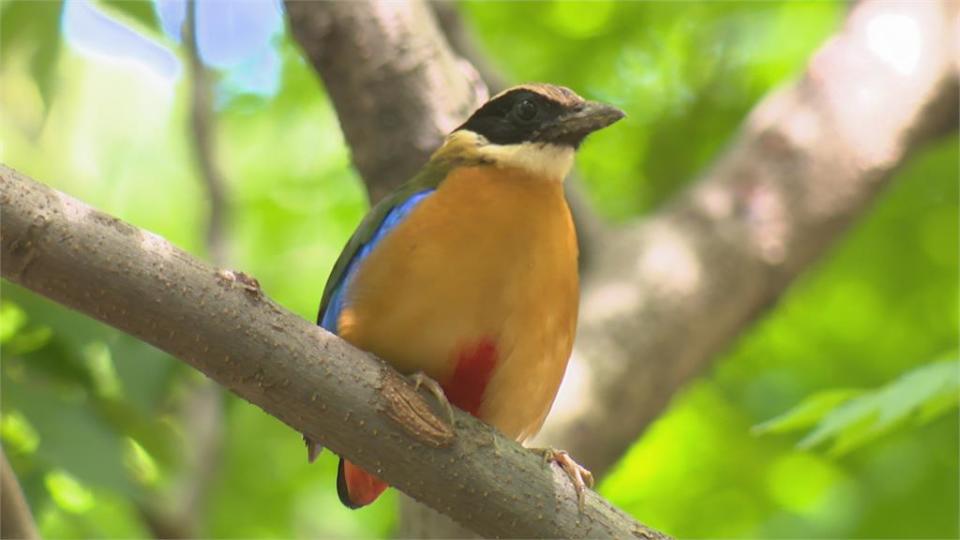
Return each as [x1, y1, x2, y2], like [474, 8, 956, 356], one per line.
[433, 83, 625, 181]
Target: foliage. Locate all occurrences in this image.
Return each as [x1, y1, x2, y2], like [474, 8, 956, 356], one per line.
[1, 1, 956, 538]
[600, 140, 959, 538]
[755, 357, 959, 455]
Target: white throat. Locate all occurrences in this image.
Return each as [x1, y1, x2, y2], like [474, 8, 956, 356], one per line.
[479, 142, 575, 181]
[435, 131, 577, 181]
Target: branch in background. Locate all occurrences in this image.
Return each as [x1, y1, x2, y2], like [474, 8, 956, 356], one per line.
[428, 1, 507, 93]
[283, 1, 957, 536]
[429, 1, 609, 269]
[137, 373, 224, 540]
[286, 0, 959, 495]
[1, 450, 40, 540]
[284, 0, 485, 205]
[535, 0, 958, 475]
[0, 166, 669, 540]
[186, 0, 229, 266]
[138, 3, 226, 537]
[387, 5, 613, 534]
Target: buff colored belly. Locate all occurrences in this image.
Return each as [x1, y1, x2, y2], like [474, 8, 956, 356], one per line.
[338, 166, 579, 441]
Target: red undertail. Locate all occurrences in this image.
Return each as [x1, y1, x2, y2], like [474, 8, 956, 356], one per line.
[338, 458, 388, 509]
[336, 338, 498, 508]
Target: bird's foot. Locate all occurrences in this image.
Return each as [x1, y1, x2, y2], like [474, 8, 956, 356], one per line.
[409, 371, 455, 426]
[530, 447, 594, 511]
[303, 434, 323, 463]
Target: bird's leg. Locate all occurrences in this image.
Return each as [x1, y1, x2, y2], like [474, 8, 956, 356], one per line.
[492, 432, 503, 455]
[529, 447, 595, 511]
[409, 371, 455, 426]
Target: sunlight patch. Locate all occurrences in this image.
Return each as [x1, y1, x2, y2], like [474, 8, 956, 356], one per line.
[139, 230, 174, 259]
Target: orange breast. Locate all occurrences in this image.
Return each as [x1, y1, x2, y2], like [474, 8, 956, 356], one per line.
[338, 166, 579, 441]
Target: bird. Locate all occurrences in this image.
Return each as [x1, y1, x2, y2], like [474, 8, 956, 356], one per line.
[309, 83, 624, 509]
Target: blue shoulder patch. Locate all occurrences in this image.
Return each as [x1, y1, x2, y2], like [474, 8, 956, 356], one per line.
[320, 190, 433, 333]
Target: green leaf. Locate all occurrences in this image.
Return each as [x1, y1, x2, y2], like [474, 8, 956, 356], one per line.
[0, 301, 28, 344]
[1, 410, 41, 455]
[752, 389, 862, 435]
[758, 356, 960, 455]
[45, 469, 95, 514]
[122, 437, 159, 486]
[97, 0, 162, 35]
[6, 326, 54, 355]
[1, 301, 53, 355]
[0, 0, 64, 111]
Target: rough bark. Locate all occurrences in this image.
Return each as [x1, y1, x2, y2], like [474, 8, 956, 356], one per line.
[1, 451, 40, 540]
[283, 1, 958, 536]
[135, 4, 227, 538]
[287, 0, 959, 486]
[427, 1, 609, 270]
[0, 165, 668, 540]
[535, 0, 959, 474]
[285, 0, 485, 205]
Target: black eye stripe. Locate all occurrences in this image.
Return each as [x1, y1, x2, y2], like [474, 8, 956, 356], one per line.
[455, 90, 566, 145]
[474, 90, 541, 119]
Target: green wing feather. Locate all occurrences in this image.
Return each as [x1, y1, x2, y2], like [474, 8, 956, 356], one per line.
[316, 161, 451, 325]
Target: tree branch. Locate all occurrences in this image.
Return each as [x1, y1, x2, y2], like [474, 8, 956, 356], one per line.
[429, 1, 507, 93]
[284, 0, 485, 205]
[426, 1, 609, 270]
[0, 165, 669, 540]
[535, 0, 959, 474]
[1, 450, 39, 540]
[288, 0, 958, 485]
[282, 2, 957, 534]
[138, 5, 228, 537]
[186, 0, 229, 265]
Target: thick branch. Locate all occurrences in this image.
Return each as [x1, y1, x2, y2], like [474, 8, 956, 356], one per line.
[285, 0, 959, 485]
[0, 165, 668, 540]
[284, 0, 484, 204]
[137, 6, 228, 536]
[535, 0, 959, 474]
[1, 450, 39, 540]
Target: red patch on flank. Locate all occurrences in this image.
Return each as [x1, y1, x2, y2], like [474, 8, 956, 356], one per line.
[442, 338, 498, 417]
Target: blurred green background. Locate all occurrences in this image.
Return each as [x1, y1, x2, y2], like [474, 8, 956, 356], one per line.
[1, 1, 956, 538]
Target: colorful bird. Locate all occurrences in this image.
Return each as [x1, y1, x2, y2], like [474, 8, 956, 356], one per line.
[310, 83, 624, 508]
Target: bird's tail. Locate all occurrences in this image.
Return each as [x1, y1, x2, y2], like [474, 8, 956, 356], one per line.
[337, 458, 389, 508]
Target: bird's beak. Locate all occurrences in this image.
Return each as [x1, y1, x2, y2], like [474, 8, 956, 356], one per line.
[534, 101, 626, 145]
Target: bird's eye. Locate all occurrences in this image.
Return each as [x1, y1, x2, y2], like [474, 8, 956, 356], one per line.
[513, 98, 538, 123]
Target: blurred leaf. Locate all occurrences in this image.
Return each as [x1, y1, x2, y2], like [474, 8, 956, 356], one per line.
[0, 0, 63, 111]
[81, 342, 123, 399]
[753, 389, 863, 435]
[0, 301, 28, 343]
[1, 300, 53, 360]
[7, 326, 54, 356]
[1, 410, 41, 455]
[759, 357, 959, 455]
[122, 437, 160, 486]
[98, 0, 161, 34]
[45, 469, 95, 514]
[4, 1, 957, 537]
[1, 285, 180, 494]
[37, 487, 151, 539]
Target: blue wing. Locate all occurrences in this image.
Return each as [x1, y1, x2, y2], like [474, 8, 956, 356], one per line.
[319, 190, 434, 333]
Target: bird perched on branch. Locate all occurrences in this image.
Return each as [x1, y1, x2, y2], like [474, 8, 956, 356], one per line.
[309, 83, 624, 508]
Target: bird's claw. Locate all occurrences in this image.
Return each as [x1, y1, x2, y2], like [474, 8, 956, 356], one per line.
[531, 447, 594, 511]
[303, 434, 323, 463]
[409, 371, 455, 426]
